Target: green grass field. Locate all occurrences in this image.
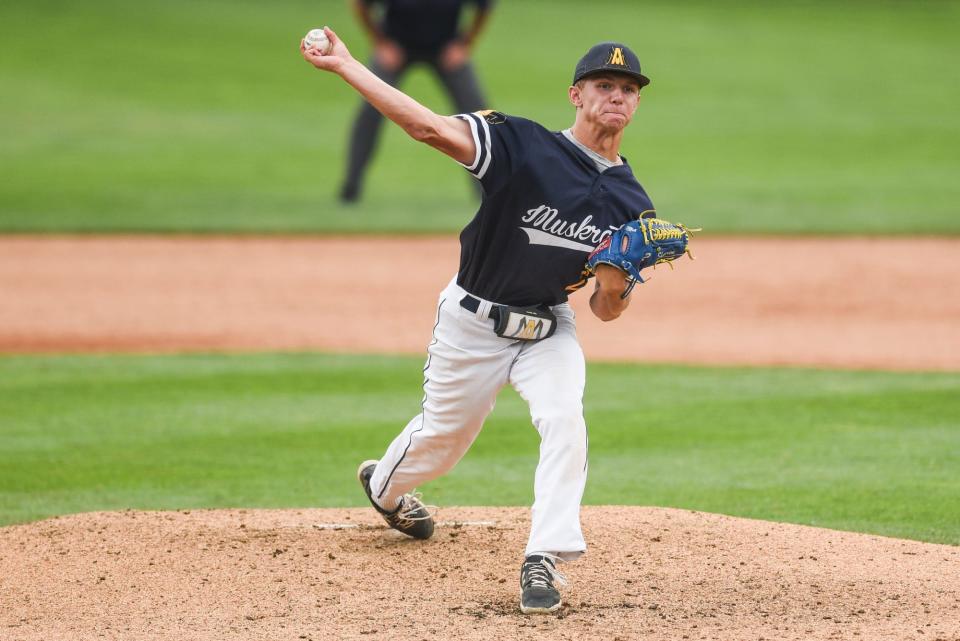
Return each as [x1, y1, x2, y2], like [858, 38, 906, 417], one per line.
[2, 0, 958, 233]
[2, 353, 957, 544]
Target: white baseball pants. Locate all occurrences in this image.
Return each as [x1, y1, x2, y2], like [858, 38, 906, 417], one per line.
[368, 277, 589, 561]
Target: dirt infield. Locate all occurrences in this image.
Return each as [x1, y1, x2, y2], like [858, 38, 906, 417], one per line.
[2, 235, 959, 369]
[3, 235, 960, 639]
[2, 507, 958, 641]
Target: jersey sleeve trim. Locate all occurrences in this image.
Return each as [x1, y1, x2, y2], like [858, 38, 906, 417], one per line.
[454, 113, 492, 180]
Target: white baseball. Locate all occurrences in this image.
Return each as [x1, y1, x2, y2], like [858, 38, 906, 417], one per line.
[304, 28, 331, 54]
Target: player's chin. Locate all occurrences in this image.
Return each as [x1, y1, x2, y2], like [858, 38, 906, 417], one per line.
[599, 113, 630, 130]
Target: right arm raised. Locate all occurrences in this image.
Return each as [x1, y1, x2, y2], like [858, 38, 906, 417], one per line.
[301, 27, 476, 166]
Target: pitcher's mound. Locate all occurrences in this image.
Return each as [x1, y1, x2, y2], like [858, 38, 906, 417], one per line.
[2, 506, 958, 640]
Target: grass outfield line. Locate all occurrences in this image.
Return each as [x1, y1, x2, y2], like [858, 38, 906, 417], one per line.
[1, 0, 958, 233]
[1, 353, 957, 545]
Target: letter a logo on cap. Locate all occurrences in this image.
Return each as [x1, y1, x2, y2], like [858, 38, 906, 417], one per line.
[608, 47, 626, 66]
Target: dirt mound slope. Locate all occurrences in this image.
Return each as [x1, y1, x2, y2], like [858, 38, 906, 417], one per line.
[2, 507, 957, 641]
[2, 235, 959, 370]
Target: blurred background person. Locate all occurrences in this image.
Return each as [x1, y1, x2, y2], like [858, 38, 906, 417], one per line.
[339, 0, 494, 203]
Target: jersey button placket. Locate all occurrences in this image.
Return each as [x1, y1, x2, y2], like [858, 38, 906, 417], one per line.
[592, 177, 609, 201]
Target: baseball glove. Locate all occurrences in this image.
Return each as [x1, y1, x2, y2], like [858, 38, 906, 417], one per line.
[587, 217, 698, 297]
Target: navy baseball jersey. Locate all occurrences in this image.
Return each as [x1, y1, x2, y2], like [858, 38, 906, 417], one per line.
[454, 111, 655, 307]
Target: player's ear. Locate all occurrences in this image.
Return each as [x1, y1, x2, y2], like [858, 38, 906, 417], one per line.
[568, 85, 582, 108]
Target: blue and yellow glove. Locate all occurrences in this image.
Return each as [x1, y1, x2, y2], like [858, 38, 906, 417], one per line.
[586, 217, 698, 297]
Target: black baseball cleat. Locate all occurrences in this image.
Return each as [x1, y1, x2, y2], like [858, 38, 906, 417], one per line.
[520, 554, 566, 614]
[357, 460, 435, 540]
[339, 182, 360, 204]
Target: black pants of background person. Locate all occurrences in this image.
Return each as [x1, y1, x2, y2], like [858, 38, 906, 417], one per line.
[340, 54, 487, 202]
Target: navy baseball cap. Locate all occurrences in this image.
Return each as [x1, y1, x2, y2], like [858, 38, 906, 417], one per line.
[572, 42, 650, 88]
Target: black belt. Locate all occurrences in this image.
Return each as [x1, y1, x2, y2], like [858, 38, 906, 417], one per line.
[460, 295, 550, 316]
[459, 294, 558, 341]
[459, 294, 499, 320]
